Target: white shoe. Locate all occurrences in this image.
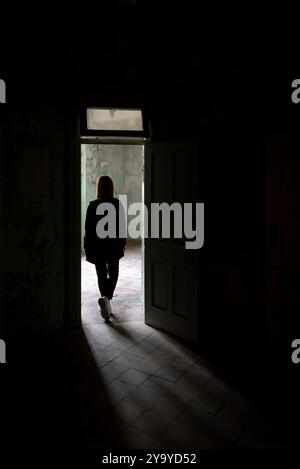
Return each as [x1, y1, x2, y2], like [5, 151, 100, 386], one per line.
[104, 296, 112, 317]
[98, 297, 110, 321]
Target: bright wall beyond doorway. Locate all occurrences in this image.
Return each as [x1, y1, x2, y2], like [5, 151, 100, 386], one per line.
[81, 144, 144, 249]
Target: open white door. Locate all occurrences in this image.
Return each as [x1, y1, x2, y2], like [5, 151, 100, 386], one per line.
[144, 140, 199, 343]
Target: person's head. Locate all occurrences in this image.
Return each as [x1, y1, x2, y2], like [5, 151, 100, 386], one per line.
[96, 175, 114, 199]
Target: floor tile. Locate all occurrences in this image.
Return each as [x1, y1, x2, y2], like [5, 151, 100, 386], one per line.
[118, 426, 155, 449]
[114, 400, 145, 425]
[141, 376, 198, 404]
[133, 410, 172, 436]
[119, 368, 150, 386]
[153, 365, 186, 382]
[122, 385, 159, 409]
[101, 361, 130, 379]
[149, 396, 186, 421]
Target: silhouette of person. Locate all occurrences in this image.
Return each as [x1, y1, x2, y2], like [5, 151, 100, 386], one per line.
[84, 175, 126, 321]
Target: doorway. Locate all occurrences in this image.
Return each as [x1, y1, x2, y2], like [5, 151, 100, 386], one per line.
[67, 105, 199, 344]
[80, 142, 145, 325]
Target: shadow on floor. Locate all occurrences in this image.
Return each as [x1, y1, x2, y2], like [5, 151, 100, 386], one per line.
[3, 329, 128, 453]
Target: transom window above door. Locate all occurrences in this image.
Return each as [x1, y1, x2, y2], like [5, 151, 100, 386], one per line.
[87, 108, 143, 131]
[81, 106, 149, 139]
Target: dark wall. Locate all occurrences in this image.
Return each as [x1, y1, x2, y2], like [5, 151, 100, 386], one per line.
[2, 85, 67, 343]
[198, 134, 266, 360]
[266, 134, 300, 347]
[0, 109, 4, 339]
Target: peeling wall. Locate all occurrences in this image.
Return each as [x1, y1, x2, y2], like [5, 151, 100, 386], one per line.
[3, 107, 66, 341]
[81, 144, 144, 248]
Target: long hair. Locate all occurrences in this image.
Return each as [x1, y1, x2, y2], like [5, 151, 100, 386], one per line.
[96, 175, 114, 199]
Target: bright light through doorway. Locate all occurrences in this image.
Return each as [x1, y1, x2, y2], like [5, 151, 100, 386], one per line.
[81, 143, 144, 325]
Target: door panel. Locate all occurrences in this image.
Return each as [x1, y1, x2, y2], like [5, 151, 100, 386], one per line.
[152, 261, 167, 310]
[173, 266, 190, 318]
[144, 140, 199, 343]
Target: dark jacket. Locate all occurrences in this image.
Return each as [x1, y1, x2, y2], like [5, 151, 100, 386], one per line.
[84, 197, 126, 264]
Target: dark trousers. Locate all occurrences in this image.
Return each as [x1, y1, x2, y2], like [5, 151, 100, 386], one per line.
[95, 259, 119, 300]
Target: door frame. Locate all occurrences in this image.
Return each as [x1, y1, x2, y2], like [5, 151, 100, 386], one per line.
[65, 103, 149, 330]
[65, 103, 81, 330]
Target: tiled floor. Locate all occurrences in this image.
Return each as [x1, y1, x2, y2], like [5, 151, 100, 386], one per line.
[79, 244, 293, 448]
[5, 253, 298, 453]
[82, 320, 290, 448]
